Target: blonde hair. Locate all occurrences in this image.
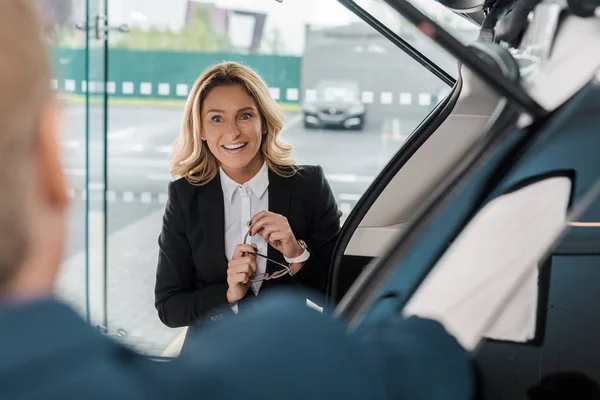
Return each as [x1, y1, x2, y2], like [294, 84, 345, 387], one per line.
[0, 0, 52, 286]
[170, 62, 295, 185]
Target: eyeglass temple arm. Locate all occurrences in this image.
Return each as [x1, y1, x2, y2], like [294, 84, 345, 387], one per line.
[251, 251, 292, 270]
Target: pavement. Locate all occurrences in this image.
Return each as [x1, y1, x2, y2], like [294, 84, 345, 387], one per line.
[55, 104, 420, 355]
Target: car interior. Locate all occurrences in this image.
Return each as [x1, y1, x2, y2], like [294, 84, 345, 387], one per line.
[325, 0, 600, 398]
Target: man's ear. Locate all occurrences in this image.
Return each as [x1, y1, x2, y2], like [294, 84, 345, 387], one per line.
[36, 98, 68, 209]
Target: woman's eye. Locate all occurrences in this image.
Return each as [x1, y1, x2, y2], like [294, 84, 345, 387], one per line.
[211, 116, 223, 123]
[239, 113, 252, 120]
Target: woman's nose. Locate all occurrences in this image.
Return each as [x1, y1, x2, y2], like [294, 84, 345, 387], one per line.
[223, 121, 241, 138]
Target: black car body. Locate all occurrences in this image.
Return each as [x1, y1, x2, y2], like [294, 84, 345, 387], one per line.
[302, 80, 366, 130]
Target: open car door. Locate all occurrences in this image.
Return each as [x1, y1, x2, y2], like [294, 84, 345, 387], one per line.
[329, 0, 600, 398]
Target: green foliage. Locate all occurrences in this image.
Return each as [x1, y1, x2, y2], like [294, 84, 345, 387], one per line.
[46, 25, 85, 48]
[263, 27, 286, 55]
[115, 6, 233, 52]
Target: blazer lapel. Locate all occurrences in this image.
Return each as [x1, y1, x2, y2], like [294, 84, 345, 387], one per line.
[199, 174, 228, 271]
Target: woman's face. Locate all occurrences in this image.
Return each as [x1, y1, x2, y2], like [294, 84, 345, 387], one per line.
[201, 83, 265, 178]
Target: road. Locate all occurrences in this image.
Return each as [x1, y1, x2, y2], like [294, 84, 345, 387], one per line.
[56, 104, 418, 356]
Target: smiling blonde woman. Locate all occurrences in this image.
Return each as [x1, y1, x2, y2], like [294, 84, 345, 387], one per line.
[154, 62, 343, 349]
[170, 62, 295, 185]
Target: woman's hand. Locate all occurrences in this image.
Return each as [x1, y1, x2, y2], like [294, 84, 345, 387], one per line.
[249, 211, 304, 260]
[226, 244, 258, 303]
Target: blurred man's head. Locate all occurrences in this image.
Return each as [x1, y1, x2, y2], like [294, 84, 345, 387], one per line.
[0, 0, 68, 297]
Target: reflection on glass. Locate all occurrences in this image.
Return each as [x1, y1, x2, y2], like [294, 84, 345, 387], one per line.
[353, 0, 480, 77]
[44, 0, 90, 320]
[49, 0, 465, 355]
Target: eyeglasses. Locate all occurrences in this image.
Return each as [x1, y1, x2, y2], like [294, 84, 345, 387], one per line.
[242, 228, 293, 283]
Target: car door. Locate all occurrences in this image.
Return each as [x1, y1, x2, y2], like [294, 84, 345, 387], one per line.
[325, 0, 502, 304]
[332, 1, 600, 399]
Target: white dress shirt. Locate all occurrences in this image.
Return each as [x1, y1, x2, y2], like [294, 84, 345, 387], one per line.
[220, 162, 269, 314]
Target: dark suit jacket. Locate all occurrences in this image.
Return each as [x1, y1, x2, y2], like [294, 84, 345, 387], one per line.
[154, 165, 342, 329]
[0, 291, 474, 400]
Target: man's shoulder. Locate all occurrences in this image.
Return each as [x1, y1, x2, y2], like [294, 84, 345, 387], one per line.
[0, 298, 166, 399]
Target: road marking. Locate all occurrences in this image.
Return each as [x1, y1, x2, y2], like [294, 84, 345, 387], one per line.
[340, 193, 362, 201]
[69, 166, 373, 187]
[392, 118, 401, 134]
[62, 140, 81, 149]
[326, 174, 374, 183]
[146, 172, 374, 183]
[392, 118, 404, 141]
[381, 132, 408, 142]
[66, 188, 363, 214]
[156, 145, 172, 154]
[110, 158, 168, 167]
[147, 174, 172, 181]
[108, 127, 136, 140]
[340, 202, 352, 215]
[63, 143, 173, 153]
[64, 168, 86, 177]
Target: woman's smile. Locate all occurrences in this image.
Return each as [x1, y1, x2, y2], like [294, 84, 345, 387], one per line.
[222, 142, 248, 153]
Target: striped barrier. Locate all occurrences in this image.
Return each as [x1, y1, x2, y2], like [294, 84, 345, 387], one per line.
[52, 78, 443, 107]
[66, 188, 360, 219]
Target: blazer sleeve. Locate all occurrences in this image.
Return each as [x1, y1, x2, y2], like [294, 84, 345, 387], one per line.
[291, 165, 342, 293]
[154, 181, 229, 328]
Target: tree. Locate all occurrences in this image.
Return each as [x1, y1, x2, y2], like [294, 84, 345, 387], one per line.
[115, 6, 233, 52]
[263, 27, 287, 55]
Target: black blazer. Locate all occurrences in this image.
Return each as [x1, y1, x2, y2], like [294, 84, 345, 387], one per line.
[154, 165, 342, 328]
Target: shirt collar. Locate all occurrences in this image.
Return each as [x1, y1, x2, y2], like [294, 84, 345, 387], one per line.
[219, 161, 269, 203]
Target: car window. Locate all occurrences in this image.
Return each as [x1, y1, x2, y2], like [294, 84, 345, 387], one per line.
[354, 0, 480, 79]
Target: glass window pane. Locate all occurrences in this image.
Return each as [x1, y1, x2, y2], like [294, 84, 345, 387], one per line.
[353, 0, 480, 77]
[45, 0, 90, 320]
[100, 0, 461, 356]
